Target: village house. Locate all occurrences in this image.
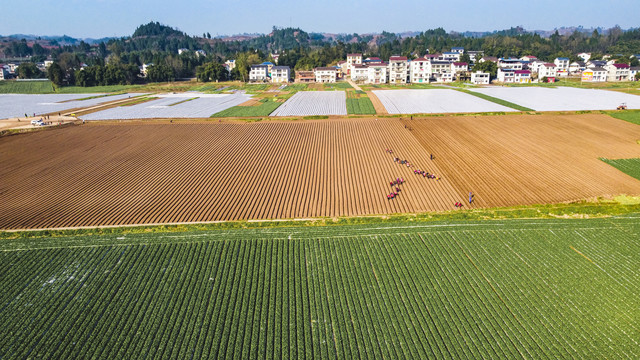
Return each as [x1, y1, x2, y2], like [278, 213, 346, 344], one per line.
[295, 71, 315, 83]
[528, 60, 546, 74]
[479, 56, 499, 64]
[450, 47, 464, 55]
[498, 58, 524, 70]
[249, 64, 269, 82]
[270, 66, 291, 83]
[451, 62, 469, 74]
[497, 68, 515, 83]
[587, 60, 607, 68]
[470, 71, 490, 85]
[314, 67, 337, 83]
[440, 52, 461, 62]
[569, 61, 586, 74]
[581, 67, 608, 82]
[467, 51, 483, 63]
[225, 60, 236, 71]
[388, 56, 409, 84]
[178, 48, 189, 55]
[514, 70, 532, 83]
[367, 63, 388, 84]
[429, 61, 452, 79]
[410, 56, 431, 83]
[630, 67, 640, 81]
[538, 63, 557, 82]
[577, 53, 591, 62]
[434, 72, 454, 83]
[554, 57, 570, 70]
[606, 63, 630, 81]
[346, 53, 363, 74]
[338, 61, 348, 76]
[363, 57, 383, 65]
[520, 55, 538, 62]
[44, 60, 53, 68]
[350, 64, 369, 82]
[0, 67, 7, 81]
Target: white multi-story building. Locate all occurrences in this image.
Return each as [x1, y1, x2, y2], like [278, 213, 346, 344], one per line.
[470, 71, 490, 84]
[450, 47, 464, 55]
[514, 70, 532, 83]
[350, 64, 369, 82]
[569, 61, 586, 74]
[249, 64, 269, 82]
[430, 61, 451, 75]
[498, 58, 523, 70]
[451, 62, 469, 74]
[497, 68, 515, 83]
[606, 63, 630, 81]
[441, 52, 461, 62]
[528, 60, 546, 74]
[581, 67, 608, 82]
[410, 56, 431, 83]
[367, 63, 388, 84]
[314, 67, 337, 83]
[0, 67, 7, 80]
[346, 53, 362, 74]
[271, 66, 290, 83]
[434, 72, 454, 83]
[388, 56, 409, 84]
[538, 63, 557, 80]
[630, 67, 640, 81]
[554, 57, 570, 70]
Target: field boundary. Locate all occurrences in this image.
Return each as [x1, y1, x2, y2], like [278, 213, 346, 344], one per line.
[2, 199, 639, 239]
[456, 89, 534, 111]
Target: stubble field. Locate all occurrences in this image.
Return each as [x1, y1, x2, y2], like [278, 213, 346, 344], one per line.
[1, 113, 639, 229]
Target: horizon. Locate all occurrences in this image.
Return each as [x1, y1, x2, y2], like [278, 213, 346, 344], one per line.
[0, 0, 637, 39]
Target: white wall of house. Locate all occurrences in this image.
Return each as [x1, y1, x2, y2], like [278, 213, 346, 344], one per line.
[538, 64, 557, 78]
[350, 66, 369, 82]
[367, 65, 387, 84]
[554, 58, 570, 69]
[470, 71, 490, 84]
[271, 67, 290, 83]
[315, 69, 337, 83]
[606, 65, 630, 81]
[388, 58, 408, 84]
[581, 68, 608, 82]
[410, 59, 430, 83]
[249, 66, 268, 82]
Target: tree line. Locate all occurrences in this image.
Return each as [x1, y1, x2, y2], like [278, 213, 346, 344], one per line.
[4, 22, 640, 87]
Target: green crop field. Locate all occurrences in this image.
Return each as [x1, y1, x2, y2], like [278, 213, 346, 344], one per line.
[212, 98, 284, 117]
[606, 109, 640, 126]
[1, 216, 639, 359]
[0, 80, 55, 94]
[602, 158, 640, 181]
[346, 91, 376, 115]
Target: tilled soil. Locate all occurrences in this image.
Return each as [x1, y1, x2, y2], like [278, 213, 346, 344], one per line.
[1, 114, 639, 229]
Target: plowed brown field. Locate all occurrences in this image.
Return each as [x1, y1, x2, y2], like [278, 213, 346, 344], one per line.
[401, 113, 640, 207]
[1, 114, 639, 230]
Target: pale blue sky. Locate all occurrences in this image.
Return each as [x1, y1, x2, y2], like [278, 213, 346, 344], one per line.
[1, 0, 637, 38]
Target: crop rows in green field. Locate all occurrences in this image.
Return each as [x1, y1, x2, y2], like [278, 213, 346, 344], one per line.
[346, 91, 376, 115]
[1, 216, 639, 358]
[601, 158, 640, 181]
[0, 80, 55, 94]
[212, 98, 284, 117]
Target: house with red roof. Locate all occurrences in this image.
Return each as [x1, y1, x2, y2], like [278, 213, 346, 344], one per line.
[346, 53, 362, 74]
[410, 56, 431, 83]
[388, 55, 409, 84]
[606, 63, 630, 81]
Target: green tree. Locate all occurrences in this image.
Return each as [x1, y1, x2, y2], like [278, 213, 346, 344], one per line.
[146, 64, 175, 82]
[17, 62, 42, 79]
[47, 62, 65, 86]
[196, 62, 228, 82]
[459, 53, 471, 64]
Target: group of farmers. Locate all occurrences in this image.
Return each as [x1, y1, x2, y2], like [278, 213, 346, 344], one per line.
[384, 148, 474, 207]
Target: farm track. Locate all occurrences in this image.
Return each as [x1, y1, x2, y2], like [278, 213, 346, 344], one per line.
[1, 113, 640, 230]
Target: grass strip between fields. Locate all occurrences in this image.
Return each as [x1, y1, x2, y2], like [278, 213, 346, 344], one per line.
[456, 89, 534, 111]
[2, 199, 639, 240]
